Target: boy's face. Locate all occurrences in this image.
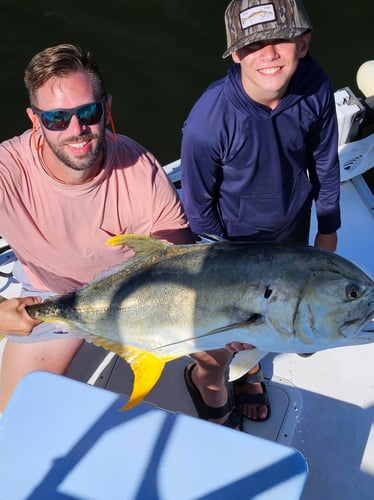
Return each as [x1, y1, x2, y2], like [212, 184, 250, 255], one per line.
[232, 33, 311, 109]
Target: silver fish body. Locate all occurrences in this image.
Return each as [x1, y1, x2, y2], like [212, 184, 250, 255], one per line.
[27, 238, 374, 352]
[25, 236, 374, 407]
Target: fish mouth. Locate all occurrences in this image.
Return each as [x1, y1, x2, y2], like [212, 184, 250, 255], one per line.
[340, 310, 374, 339]
[355, 315, 374, 338]
[360, 317, 374, 334]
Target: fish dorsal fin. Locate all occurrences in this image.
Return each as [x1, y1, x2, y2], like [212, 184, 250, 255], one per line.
[103, 234, 204, 283]
[84, 332, 177, 410]
[85, 235, 171, 285]
[228, 349, 268, 381]
[106, 234, 169, 257]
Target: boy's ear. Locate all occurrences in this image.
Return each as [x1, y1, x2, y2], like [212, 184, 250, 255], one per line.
[299, 32, 312, 58]
[231, 51, 241, 64]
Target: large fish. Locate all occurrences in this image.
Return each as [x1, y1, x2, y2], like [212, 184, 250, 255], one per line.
[21, 235, 374, 410]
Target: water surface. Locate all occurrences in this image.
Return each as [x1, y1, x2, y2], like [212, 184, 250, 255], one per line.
[1, 0, 373, 169]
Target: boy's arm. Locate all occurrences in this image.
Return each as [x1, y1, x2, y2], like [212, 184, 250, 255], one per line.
[181, 129, 225, 238]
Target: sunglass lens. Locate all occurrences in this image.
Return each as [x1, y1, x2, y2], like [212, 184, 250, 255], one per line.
[42, 110, 70, 131]
[77, 103, 104, 126]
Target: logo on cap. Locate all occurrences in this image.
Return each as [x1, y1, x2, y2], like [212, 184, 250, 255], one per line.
[240, 4, 276, 30]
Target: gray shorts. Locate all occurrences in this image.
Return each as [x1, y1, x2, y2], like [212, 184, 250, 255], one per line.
[6, 262, 79, 343]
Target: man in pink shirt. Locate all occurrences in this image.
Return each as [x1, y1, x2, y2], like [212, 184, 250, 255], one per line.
[0, 44, 194, 411]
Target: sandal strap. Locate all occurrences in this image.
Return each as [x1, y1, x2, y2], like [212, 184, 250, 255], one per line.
[222, 406, 243, 430]
[198, 391, 234, 420]
[184, 363, 234, 419]
[235, 365, 265, 385]
[235, 388, 270, 407]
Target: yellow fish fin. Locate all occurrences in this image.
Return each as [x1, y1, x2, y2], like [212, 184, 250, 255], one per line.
[83, 333, 177, 411]
[106, 234, 169, 256]
[120, 346, 177, 411]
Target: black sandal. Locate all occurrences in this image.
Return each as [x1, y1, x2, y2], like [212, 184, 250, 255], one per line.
[184, 363, 243, 430]
[234, 364, 271, 422]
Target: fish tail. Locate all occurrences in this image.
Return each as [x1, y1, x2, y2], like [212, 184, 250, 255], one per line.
[119, 346, 175, 411]
[85, 334, 176, 411]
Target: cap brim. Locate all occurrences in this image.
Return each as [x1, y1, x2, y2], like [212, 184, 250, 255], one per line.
[222, 27, 310, 59]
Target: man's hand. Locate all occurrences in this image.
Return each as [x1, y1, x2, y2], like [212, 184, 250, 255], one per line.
[0, 296, 43, 336]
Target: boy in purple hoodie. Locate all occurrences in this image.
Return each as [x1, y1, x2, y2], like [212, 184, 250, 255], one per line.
[181, 0, 340, 428]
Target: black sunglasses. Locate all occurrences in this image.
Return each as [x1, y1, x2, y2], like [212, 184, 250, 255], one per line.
[31, 96, 107, 131]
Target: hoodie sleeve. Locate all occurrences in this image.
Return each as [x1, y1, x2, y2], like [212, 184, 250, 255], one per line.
[306, 81, 341, 234]
[181, 103, 226, 238]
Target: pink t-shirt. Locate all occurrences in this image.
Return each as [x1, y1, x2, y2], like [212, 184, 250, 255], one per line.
[0, 130, 190, 293]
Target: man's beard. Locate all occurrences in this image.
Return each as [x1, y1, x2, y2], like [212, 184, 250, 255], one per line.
[44, 131, 104, 171]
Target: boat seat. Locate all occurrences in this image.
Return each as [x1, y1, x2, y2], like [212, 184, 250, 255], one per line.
[0, 371, 308, 499]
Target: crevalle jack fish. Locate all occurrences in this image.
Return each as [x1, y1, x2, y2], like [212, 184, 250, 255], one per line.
[21, 235, 374, 410]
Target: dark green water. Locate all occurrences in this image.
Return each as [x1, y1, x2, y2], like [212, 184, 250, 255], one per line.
[1, 0, 373, 166]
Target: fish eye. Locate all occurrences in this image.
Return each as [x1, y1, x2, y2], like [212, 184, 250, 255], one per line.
[346, 284, 361, 300]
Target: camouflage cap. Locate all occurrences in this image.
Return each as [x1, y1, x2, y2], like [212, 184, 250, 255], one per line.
[223, 0, 312, 58]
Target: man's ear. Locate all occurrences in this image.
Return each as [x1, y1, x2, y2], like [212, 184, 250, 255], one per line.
[105, 95, 113, 125]
[26, 107, 36, 125]
[104, 95, 117, 141]
[27, 107, 44, 150]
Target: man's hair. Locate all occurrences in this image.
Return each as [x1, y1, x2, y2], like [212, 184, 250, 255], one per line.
[24, 44, 106, 104]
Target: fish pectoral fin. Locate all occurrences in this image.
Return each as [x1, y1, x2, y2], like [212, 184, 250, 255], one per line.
[106, 234, 169, 256]
[228, 349, 268, 382]
[119, 345, 177, 411]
